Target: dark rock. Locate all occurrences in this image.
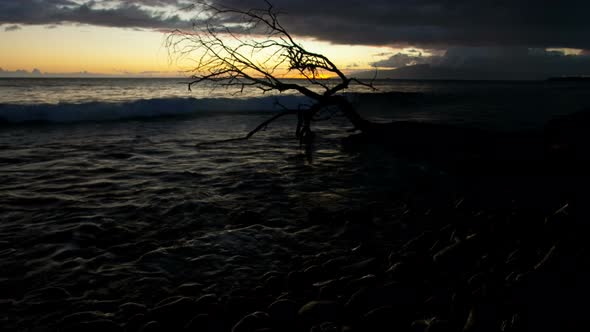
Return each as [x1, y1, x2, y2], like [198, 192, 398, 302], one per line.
[308, 208, 335, 224]
[194, 293, 220, 312]
[119, 302, 147, 316]
[154, 295, 184, 307]
[341, 258, 378, 275]
[361, 306, 402, 332]
[317, 280, 339, 300]
[400, 231, 435, 255]
[177, 282, 203, 296]
[344, 209, 374, 225]
[229, 288, 251, 297]
[267, 299, 299, 322]
[184, 313, 216, 332]
[229, 211, 264, 226]
[310, 321, 340, 332]
[387, 261, 415, 281]
[231, 311, 271, 332]
[411, 318, 452, 332]
[378, 281, 421, 312]
[61, 311, 107, 326]
[534, 244, 558, 272]
[62, 319, 122, 332]
[422, 296, 451, 317]
[433, 239, 475, 272]
[304, 265, 325, 282]
[140, 320, 162, 332]
[149, 296, 197, 328]
[322, 256, 350, 275]
[0, 299, 13, 311]
[25, 287, 71, 302]
[462, 308, 477, 332]
[287, 271, 310, 293]
[261, 271, 283, 280]
[500, 313, 521, 332]
[346, 274, 377, 290]
[124, 313, 147, 332]
[225, 295, 267, 322]
[264, 276, 284, 294]
[425, 319, 452, 332]
[298, 301, 343, 325]
[345, 287, 377, 316]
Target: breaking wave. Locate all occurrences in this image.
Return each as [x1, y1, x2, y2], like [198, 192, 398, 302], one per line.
[0, 95, 314, 124]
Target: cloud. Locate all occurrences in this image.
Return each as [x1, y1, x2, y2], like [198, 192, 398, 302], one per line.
[4, 24, 21, 31]
[209, 0, 590, 50]
[372, 52, 432, 68]
[0, 0, 190, 30]
[1, 0, 589, 53]
[359, 47, 590, 80]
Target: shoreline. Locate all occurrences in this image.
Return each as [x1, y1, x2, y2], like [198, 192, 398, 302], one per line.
[2, 108, 590, 331]
[135, 108, 590, 331]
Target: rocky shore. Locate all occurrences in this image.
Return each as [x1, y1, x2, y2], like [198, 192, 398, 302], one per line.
[4, 109, 590, 331]
[41, 196, 587, 332]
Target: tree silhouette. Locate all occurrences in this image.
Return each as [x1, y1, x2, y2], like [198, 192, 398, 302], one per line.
[167, 1, 376, 146]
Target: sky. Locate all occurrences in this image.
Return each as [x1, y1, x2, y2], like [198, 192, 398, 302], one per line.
[1, 0, 590, 79]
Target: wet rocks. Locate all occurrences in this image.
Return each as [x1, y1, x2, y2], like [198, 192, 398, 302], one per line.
[231, 311, 271, 332]
[149, 296, 199, 329]
[229, 211, 265, 227]
[8, 202, 588, 332]
[298, 301, 343, 326]
[268, 299, 299, 323]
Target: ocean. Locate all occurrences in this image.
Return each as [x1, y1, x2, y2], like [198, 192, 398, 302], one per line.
[1, 77, 589, 330]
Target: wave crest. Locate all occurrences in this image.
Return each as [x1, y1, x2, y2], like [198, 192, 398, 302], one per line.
[0, 95, 313, 124]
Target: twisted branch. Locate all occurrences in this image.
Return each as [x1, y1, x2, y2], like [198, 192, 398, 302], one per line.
[167, 1, 376, 147]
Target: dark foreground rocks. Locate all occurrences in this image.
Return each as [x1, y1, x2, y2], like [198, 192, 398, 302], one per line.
[5, 110, 590, 331]
[344, 107, 590, 178]
[44, 199, 589, 332]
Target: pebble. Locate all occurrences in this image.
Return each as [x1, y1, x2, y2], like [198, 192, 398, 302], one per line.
[361, 306, 399, 332]
[268, 299, 299, 322]
[140, 320, 163, 332]
[298, 301, 343, 325]
[118, 302, 147, 316]
[149, 296, 198, 328]
[231, 311, 271, 332]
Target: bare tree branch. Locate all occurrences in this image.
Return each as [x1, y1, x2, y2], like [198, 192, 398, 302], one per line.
[168, 1, 376, 147]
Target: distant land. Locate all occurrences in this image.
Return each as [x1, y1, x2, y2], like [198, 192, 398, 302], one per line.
[0, 67, 183, 78]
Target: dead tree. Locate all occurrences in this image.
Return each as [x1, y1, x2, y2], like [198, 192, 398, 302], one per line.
[167, 1, 376, 146]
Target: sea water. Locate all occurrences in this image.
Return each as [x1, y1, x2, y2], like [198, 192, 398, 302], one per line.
[1, 77, 589, 329]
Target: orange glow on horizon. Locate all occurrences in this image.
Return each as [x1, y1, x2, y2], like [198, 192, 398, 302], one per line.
[1, 24, 402, 77]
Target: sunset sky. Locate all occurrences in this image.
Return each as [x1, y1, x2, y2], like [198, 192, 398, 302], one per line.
[1, 0, 589, 79]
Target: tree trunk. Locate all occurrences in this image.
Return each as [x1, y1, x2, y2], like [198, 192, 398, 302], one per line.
[328, 95, 372, 132]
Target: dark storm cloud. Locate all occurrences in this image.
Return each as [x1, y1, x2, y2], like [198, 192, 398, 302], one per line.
[372, 52, 431, 67]
[362, 47, 590, 80]
[212, 0, 590, 50]
[1, 0, 588, 50]
[2, 0, 590, 61]
[0, 0, 188, 29]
